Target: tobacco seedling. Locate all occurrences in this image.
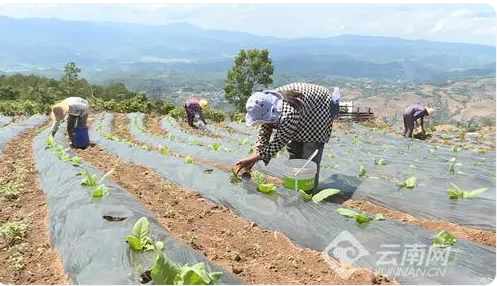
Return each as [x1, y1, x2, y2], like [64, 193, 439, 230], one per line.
[229, 170, 242, 184]
[125, 217, 154, 252]
[447, 183, 488, 200]
[159, 146, 170, 156]
[327, 153, 333, 159]
[433, 231, 456, 248]
[401, 176, 417, 189]
[90, 168, 115, 197]
[257, 183, 276, 193]
[374, 158, 386, 166]
[184, 156, 195, 164]
[190, 139, 200, 146]
[312, 188, 340, 203]
[238, 138, 249, 146]
[141, 145, 150, 151]
[45, 134, 56, 149]
[336, 208, 385, 224]
[253, 171, 268, 185]
[299, 189, 313, 201]
[359, 165, 367, 178]
[452, 146, 461, 153]
[80, 170, 98, 187]
[71, 156, 82, 167]
[151, 248, 223, 285]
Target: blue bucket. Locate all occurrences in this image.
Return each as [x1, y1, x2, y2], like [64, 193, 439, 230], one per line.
[73, 126, 90, 149]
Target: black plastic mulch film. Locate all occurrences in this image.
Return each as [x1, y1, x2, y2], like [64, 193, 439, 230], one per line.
[32, 124, 243, 285]
[157, 114, 497, 230]
[0, 115, 46, 158]
[91, 112, 495, 285]
[0, 115, 13, 127]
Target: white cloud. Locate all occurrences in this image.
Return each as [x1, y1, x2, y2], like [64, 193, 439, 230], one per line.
[0, 4, 495, 45]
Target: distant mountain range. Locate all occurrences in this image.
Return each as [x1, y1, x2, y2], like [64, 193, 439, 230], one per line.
[0, 16, 495, 83]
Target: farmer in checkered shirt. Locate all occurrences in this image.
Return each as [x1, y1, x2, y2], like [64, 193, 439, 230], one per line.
[235, 83, 340, 193]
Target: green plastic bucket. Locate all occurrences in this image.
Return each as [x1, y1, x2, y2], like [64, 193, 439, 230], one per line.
[283, 159, 317, 192]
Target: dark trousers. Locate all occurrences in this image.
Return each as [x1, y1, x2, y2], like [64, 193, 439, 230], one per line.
[67, 114, 88, 144]
[286, 141, 325, 194]
[403, 112, 415, 138]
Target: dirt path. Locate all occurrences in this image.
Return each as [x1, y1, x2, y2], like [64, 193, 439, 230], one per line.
[0, 123, 67, 284]
[74, 135, 393, 285]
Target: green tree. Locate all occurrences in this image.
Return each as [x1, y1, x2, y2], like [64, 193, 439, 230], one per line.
[224, 49, 274, 112]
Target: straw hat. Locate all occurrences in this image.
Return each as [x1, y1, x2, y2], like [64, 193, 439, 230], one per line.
[426, 107, 434, 116]
[199, 99, 208, 109]
[51, 102, 69, 121]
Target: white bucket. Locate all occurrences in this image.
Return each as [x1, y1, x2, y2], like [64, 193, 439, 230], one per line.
[283, 159, 317, 192]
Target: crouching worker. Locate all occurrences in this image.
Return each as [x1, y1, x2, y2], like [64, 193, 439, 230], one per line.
[184, 98, 208, 128]
[403, 103, 434, 138]
[50, 97, 90, 147]
[235, 83, 337, 194]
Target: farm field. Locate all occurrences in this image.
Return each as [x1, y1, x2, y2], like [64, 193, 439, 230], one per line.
[0, 113, 495, 285]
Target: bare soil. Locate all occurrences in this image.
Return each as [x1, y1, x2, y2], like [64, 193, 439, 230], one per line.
[0, 123, 67, 284]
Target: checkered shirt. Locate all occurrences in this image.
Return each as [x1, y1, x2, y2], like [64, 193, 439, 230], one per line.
[255, 82, 335, 163]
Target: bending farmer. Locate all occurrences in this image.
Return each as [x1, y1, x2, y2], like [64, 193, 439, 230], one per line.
[184, 98, 208, 128]
[50, 97, 90, 145]
[403, 104, 434, 138]
[235, 83, 337, 194]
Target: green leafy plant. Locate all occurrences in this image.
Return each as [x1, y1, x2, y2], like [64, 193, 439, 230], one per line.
[452, 146, 461, 153]
[299, 189, 313, 200]
[336, 208, 385, 224]
[90, 168, 115, 197]
[402, 176, 417, 188]
[312, 188, 340, 203]
[477, 148, 486, 155]
[71, 156, 82, 167]
[433, 231, 456, 248]
[45, 134, 56, 149]
[229, 170, 242, 184]
[125, 217, 154, 252]
[0, 221, 28, 245]
[327, 153, 333, 159]
[448, 158, 463, 175]
[238, 138, 249, 146]
[447, 183, 488, 200]
[190, 139, 200, 146]
[2, 182, 21, 200]
[184, 156, 195, 164]
[151, 248, 223, 285]
[80, 170, 98, 187]
[159, 146, 170, 156]
[141, 145, 150, 151]
[374, 158, 386, 166]
[210, 143, 221, 151]
[352, 136, 360, 145]
[359, 165, 367, 178]
[253, 171, 268, 185]
[257, 183, 276, 193]
[409, 164, 417, 169]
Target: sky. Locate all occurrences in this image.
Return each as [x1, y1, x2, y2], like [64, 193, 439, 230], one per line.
[0, 4, 495, 46]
